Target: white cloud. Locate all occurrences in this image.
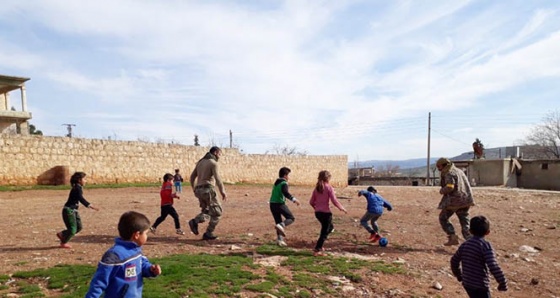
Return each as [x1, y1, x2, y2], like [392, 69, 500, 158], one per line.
[1, 0, 559, 160]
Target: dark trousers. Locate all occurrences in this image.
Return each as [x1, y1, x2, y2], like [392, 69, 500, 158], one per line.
[270, 203, 295, 238]
[464, 286, 491, 298]
[314, 211, 334, 251]
[153, 205, 181, 229]
[60, 207, 82, 243]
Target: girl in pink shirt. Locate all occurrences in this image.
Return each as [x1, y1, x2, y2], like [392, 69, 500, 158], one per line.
[309, 170, 347, 256]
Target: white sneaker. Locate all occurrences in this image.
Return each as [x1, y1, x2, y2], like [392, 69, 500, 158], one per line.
[275, 223, 286, 237]
[277, 240, 287, 247]
[150, 227, 156, 234]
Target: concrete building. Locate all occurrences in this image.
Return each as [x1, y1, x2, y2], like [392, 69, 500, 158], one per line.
[0, 74, 32, 135]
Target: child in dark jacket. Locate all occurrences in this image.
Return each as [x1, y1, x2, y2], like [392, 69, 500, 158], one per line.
[451, 215, 507, 298]
[358, 186, 392, 242]
[86, 211, 161, 298]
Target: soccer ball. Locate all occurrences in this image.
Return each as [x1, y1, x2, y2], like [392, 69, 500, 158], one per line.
[379, 237, 388, 247]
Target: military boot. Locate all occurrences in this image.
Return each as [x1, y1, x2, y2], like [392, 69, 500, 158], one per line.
[444, 234, 459, 246]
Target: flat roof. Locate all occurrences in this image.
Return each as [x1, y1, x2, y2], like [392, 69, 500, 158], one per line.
[0, 75, 31, 94]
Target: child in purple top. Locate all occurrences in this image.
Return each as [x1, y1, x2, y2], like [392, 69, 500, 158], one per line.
[451, 215, 507, 298]
[309, 170, 347, 256]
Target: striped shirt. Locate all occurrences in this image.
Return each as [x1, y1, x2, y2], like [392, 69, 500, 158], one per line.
[450, 236, 507, 290]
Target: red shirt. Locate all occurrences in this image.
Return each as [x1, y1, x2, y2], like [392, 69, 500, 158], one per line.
[160, 181, 176, 206]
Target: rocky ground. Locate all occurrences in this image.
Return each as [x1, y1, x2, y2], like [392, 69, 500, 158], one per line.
[0, 184, 559, 297]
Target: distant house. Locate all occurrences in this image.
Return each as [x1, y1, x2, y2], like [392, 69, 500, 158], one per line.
[0, 74, 32, 135]
[454, 146, 560, 191]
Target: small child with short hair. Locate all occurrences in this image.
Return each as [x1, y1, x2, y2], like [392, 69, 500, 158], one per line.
[151, 173, 185, 235]
[357, 186, 392, 242]
[173, 169, 183, 193]
[86, 211, 161, 298]
[269, 167, 300, 246]
[451, 215, 507, 298]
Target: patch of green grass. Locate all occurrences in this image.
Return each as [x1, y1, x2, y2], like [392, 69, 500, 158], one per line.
[16, 280, 42, 294]
[0, 274, 9, 282]
[4, 246, 407, 297]
[0, 182, 163, 192]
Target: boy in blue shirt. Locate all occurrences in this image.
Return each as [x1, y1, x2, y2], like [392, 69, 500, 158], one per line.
[86, 211, 161, 298]
[358, 186, 393, 242]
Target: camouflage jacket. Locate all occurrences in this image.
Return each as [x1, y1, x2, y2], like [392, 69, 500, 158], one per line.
[438, 165, 475, 210]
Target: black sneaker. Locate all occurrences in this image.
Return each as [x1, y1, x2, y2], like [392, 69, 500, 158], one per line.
[188, 219, 199, 235]
[202, 233, 218, 240]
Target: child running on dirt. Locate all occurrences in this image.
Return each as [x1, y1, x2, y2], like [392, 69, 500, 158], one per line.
[57, 172, 99, 249]
[451, 215, 508, 298]
[309, 170, 347, 256]
[86, 211, 161, 297]
[150, 173, 184, 235]
[358, 186, 393, 242]
[269, 167, 300, 246]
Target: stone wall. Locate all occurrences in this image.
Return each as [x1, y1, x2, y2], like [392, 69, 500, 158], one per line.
[0, 135, 348, 187]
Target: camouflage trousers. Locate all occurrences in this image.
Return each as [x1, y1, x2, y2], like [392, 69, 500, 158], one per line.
[439, 207, 472, 240]
[193, 185, 222, 235]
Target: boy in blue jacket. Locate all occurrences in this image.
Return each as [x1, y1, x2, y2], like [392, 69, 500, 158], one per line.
[86, 211, 161, 298]
[358, 186, 393, 242]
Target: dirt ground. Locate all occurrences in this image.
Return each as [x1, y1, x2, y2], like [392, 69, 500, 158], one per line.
[0, 184, 559, 297]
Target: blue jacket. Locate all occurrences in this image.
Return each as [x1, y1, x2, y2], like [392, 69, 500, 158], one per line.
[86, 238, 157, 298]
[358, 190, 393, 214]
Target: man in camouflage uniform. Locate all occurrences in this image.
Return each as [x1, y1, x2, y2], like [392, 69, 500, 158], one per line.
[188, 146, 227, 240]
[436, 158, 475, 246]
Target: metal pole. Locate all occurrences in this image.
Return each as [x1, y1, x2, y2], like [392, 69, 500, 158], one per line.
[229, 130, 232, 148]
[426, 112, 431, 185]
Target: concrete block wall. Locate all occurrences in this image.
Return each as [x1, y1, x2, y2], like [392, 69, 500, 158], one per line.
[0, 135, 348, 187]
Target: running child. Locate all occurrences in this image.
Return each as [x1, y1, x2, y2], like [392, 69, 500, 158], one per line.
[358, 186, 393, 242]
[269, 167, 300, 246]
[86, 211, 162, 297]
[309, 170, 347, 256]
[150, 173, 185, 235]
[57, 172, 99, 249]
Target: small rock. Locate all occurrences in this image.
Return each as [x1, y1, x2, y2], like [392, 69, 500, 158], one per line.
[432, 281, 443, 290]
[530, 278, 539, 285]
[244, 193, 249, 196]
[247, 233, 253, 237]
[546, 226, 556, 230]
[229, 245, 241, 250]
[393, 257, 406, 264]
[520, 228, 529, 232]
[519, 245, 539, 253]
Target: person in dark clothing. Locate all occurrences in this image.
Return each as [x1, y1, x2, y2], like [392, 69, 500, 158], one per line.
[451, 215, 507, 298]
[57, 172, 99, 248]
[269, 167, 300, 246]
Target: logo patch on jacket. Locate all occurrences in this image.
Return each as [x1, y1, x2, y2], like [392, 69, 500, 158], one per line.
[125, 264, 137, 280]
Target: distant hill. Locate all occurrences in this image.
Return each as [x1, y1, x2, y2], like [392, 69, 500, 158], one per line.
[349, 146, 521, 177]
[348, 158, 439, 170]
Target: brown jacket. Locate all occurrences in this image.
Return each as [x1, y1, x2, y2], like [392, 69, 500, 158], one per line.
[438, 165, 474, 210]
[189, 152, 226, 196]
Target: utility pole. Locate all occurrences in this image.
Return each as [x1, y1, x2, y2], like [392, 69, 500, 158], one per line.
[426, 112, 431, 186]
[229, 129, 232, 148]
[62, 124, 76, 138]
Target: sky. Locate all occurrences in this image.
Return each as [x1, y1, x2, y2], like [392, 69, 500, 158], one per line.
[1, 0, 560, 161]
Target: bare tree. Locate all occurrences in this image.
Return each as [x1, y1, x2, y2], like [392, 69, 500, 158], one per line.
[524, 110, 560, 159]
[265, 144, 308, 156]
